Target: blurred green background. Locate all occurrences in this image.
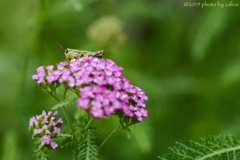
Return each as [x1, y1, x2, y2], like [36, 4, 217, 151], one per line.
[1, 0, 240, 159]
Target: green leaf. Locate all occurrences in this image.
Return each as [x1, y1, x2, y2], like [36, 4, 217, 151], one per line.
[51, 99, 76, 110]
[76, 119, 98, 160]
[159, 135, 240, 160]
[191, 8, 228, 61]
[54, 133, 73, 148]
[34, 148, 49, 160]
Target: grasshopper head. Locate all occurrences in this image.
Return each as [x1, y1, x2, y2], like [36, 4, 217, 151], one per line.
[64, 48, 70, 58]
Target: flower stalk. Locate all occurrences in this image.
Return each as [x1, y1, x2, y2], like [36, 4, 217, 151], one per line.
[98, 123, 122, 152]
[85, 117, 95, 131]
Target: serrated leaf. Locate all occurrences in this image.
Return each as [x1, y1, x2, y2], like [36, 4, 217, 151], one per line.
[77, 120, 98, 160]
[34, 148, 49, 160]
[51, 99, 76, 110]
[54, 133, 72, 148]
[159, 135, 240, 160]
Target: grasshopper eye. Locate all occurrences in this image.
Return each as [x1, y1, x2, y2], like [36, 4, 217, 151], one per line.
[65, 49, 68, 53]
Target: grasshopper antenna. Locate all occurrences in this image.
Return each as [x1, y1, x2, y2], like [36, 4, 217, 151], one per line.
[56, 41, 65, 51]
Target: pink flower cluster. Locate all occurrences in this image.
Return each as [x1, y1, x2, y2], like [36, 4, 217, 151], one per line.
[29, 110, 63, 149]
[32, 56, 148, 122]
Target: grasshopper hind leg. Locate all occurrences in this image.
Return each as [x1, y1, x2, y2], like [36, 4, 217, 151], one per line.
[77, 52, 84, 59]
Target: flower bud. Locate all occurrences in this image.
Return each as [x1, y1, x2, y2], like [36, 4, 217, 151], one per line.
[29, 110, 63, 150]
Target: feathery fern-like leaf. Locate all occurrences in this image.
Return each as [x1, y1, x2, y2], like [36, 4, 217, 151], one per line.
[159, 135, 240, 160]
[51, 99, 76, 110]
[75, 119, 98, 160]
[35, 148, 49, 160]
[77, 130, 98, 160]
[54, 133, 72, 148]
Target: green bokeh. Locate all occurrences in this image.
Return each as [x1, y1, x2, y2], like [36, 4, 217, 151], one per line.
[1, 0, 240, 159]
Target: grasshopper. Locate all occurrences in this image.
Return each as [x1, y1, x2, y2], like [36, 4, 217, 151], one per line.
[57, 42, 105, 62]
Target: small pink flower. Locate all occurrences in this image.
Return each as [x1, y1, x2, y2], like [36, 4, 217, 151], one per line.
[45, 65, 54, 71]
[53, 111, 58, 116]
[41, 135, 51, 145]
[37, 77, 45, 84]
[43, 116, 49, 123]
[134, 110, 143, 117]
[46, 75, 56, 83]
[140, 108, 148, 117]
[50, 120, 56, 126]
[56, 117, 63, 124]
[36, 66, 45, 73]
[50, 141, 58, 149]
[29, 117, 36, 127]
[103, 105, 114, 115]
[90, 108, 104, 118]
[77, 98, 90, 109]
[137, 117, 143, 122]
[32, 74, 38, 80]
[34, 129, 42, 135]
[53, 126, 61, 135]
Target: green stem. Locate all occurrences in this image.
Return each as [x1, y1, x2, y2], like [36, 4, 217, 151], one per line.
[86, 131, 91, 159]
[63, 84, 68, 100]
[114, 123, 132, 133]
[47, 86, 76, 142]
[46, 90, 60, 102]
[40, 149, 48, 160]
[85, 117, 95, 131]
[47, 86, 77, 160]
[69, 87, 79, 97]
[41, 150, 44, 160]
[98, 122, 135, 152]
[61, 105, 78, 160]
[61, 106, 76, 141]
[62, 85, 77, 160]
[98, 123, 122, 152]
